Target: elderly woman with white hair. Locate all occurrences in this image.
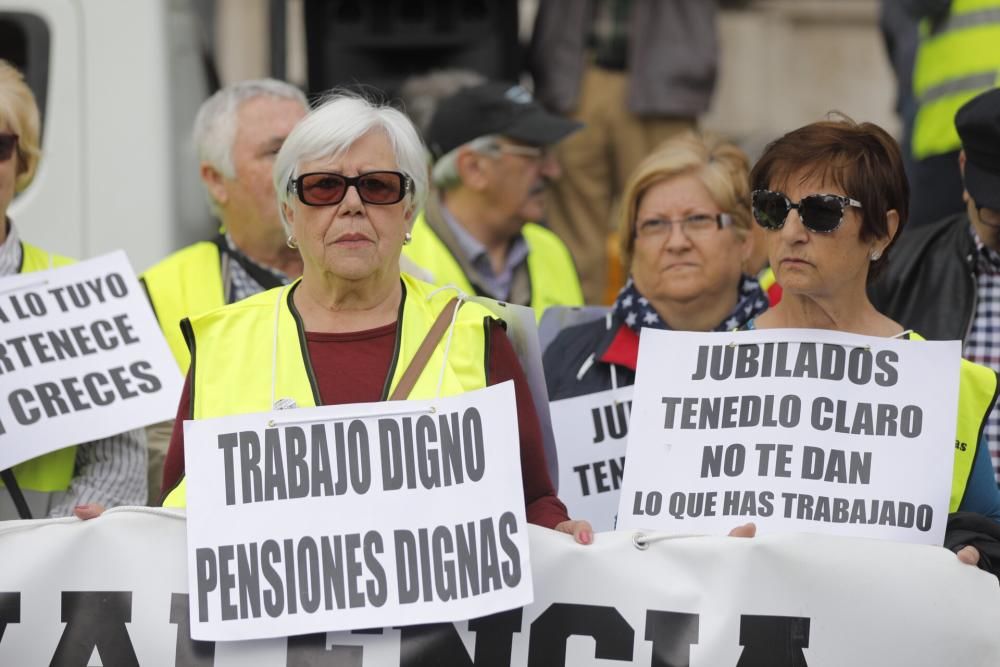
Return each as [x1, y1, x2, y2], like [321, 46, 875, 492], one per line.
[159, 93, 592, 543]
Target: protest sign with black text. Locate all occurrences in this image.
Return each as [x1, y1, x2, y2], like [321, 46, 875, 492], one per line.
[617, 328, 961, 545]
[550, 386, 633, 531]
[183, 381, 532, 640]
[0, 251, 183, 471]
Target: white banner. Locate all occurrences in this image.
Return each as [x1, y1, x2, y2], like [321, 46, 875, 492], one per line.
[0, 251, 183, 470]
[183, 382, 532, 640]
[1, 508, 998, 665]
[550, 386, 633, 531]
[618, 329, 961, 545]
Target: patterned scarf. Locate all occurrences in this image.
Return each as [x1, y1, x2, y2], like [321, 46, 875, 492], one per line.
[612, 274, 769, 334]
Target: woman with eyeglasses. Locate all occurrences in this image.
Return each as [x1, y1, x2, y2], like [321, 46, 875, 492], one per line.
[159, 93, 593, 543]
[747, 117, 1000, 569]
[0, 60, 147, 520]
[544, 131, 769, 401]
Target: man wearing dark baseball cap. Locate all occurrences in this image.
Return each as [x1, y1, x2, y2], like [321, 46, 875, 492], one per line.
[871, 87, 1000, 483]
[402, 82, 584, 318]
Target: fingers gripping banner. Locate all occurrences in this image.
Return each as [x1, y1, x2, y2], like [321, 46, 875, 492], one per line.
[1, 509, 998, 665]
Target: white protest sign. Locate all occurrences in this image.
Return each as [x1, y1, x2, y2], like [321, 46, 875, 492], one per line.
[183, 381, 532, 640]
[0, 251, 183, 470]
[2, 508, 999, 666]
[550, 386, 633, 531]
[617, 328, 961, 545]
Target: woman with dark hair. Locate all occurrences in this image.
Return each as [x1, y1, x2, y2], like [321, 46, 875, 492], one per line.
[748, 117, 1000, 567]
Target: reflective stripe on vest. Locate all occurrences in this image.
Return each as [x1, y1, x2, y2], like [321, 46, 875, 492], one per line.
[3, 243, 78, 492]
[141, 241, 225, 374]
[910, 333, 998, 511]
[911, 0, 1000, 158]
[161, 273, 494, 507]
[403, 213, 583, 321]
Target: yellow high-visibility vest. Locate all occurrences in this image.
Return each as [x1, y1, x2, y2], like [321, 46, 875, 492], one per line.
[908, 333, 1000, 511]
[403, 212, 584, 321]
[2, 242, 77, 492]
[911, 0, 1000, 159]
[162, 273, 496, 507]
[141, 241, 225, 373]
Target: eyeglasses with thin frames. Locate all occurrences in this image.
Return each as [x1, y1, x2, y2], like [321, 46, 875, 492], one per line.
[635, 213, 734, 240]
[0, 133, 18, 162]
[482, 142, 551, 162]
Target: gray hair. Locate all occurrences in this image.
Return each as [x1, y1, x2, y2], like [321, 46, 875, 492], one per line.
[398, 68, 486, 139]
[193, 79, 308, 213]
[430, 135, 502, 191]
[274, 92, 430, 233]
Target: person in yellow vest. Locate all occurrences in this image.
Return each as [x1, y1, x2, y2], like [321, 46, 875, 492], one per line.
[907, 0, 1000, 227]
[159, 92, 593, 544]
[403, 82, 584, 321]
[748, 116, 1000, 570]
[139, 80, 309, 501]
[0, 60, 146, 520]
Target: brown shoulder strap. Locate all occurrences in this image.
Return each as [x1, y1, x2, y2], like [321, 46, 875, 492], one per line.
[389, 297, 462, 401]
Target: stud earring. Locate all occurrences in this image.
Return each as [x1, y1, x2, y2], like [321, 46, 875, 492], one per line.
[403, 232, 413, 245]
[870, 248, 882, 261]
[286, 235, 298, 250]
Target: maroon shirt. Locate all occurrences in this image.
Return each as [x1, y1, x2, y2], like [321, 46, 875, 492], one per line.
[161, 319, 569, 528]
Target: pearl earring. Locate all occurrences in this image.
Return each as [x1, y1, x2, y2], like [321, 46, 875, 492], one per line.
[286, 235, 298, 250]
[403, 232, 413, 245]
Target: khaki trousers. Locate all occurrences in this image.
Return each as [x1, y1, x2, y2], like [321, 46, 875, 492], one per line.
[545, 66, 694, 304]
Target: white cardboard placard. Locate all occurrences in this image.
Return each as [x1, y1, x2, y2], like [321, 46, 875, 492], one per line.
[183, 382, 532, 640]
[0, 250, 183, 470]
[616, 328, 961, 545]
[550, 386, 634, 531]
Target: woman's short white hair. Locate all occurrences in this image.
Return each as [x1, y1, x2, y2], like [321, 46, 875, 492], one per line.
[274, 92, 429, 233]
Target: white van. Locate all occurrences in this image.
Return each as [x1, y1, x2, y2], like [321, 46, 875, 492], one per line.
[0, 0, 211, 270]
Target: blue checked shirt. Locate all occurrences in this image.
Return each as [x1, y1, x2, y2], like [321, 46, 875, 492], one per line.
[963, 227, 1000, 484]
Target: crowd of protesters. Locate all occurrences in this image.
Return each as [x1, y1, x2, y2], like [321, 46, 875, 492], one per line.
[2, 0, 1000, 578]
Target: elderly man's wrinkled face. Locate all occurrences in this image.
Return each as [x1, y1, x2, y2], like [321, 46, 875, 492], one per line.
[480, 139, 560, 229]
[217, 96, 306, 240]
[967, 195, 1000, 252]
[284, 129, 412, 282]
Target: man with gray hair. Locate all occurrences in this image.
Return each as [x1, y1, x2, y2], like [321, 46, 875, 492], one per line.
[403, 82, 584, 319]
[142, 79, 309, 373]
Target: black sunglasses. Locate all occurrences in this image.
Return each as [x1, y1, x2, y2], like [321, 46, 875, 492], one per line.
[289, 171, 412, 207]
[752, 189, 862, 233]
[0, 133, 18, 162]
